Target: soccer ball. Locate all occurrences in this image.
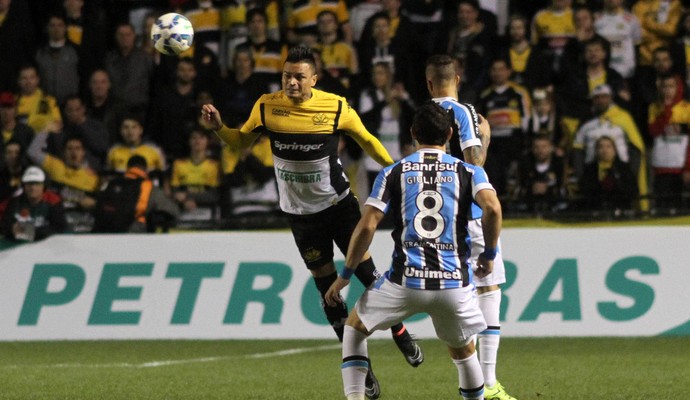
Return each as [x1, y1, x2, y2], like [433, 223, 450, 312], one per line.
[150, 13, 194, 56]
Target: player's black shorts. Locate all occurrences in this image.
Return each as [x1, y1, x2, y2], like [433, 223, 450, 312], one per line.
[287, 192, 361, 270]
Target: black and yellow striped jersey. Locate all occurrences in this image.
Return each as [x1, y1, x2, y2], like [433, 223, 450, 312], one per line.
[479, 83, 531, 137]
[287, 0, 350, 36]
[171, 157, 221, 191]
[217, 88, 392, 215]
[106, 142, 167, 173]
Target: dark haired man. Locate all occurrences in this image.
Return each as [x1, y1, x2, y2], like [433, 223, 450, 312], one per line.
[325, 101, 502, 400]
[201, 45, 422, 399]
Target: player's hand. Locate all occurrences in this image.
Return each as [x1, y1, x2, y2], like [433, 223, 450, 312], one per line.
[475, 255, 494, 279]
[200, 104, 223, 131]
[324, 276, 350, 307]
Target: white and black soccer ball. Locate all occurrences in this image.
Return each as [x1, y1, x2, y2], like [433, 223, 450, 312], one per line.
[150, 13, 194, 56]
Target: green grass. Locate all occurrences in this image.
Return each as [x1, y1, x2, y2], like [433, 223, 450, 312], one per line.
[1, 337, 688, 399]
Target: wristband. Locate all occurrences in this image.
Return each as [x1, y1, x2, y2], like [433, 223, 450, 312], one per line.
[340, 267, 355, 280]
[481, 247, 497, 260]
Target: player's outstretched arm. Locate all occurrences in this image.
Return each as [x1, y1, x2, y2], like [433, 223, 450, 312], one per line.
[475, 188, 502, 278]
[347, 130, 394, 166]
[324, 206, 384, 307]
[201, 104, 260, 150]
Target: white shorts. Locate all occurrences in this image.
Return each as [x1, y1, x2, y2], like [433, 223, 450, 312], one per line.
[355, 278, 486, 348]
[468, 219, 506, 287]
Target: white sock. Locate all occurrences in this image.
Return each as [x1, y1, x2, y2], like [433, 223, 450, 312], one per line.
[342, 325, 369, 398]
[453, 352, 484, 400]
[478, 289, 501, 387]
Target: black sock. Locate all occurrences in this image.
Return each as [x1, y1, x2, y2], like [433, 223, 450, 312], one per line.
[354, 257, 380, 288]
[314, 272, 349, 342]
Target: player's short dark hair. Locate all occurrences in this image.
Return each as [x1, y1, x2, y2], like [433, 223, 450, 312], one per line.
[425, 54, 456, 82]
[412, 101, 452, 146]
[127, 154, 148, 170]
[285, 46, 317, 70]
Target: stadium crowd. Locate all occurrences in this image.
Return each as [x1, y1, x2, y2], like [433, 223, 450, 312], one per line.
[2, 0, 690, 237]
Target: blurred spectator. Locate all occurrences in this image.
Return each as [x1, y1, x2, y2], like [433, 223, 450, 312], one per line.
[557, 36, 628, 136]
[1, 92, 34, 154]
[572, 84, 631, 180]
[105, 22, 155, 117]
[671, 12, 690, 89]
[220, 134, 278, 217]
[647, 73, 690, 210]
[85, 69, 128, 146]
[16, 65, 62, 135]
[27, 132, 99, 232]
[514, 133, 566, 213]
[148, 57, 199, 160]
[170, 128, 221, 222]
[106, 115, 166, 179]
[233, 7, 285, 90]
[316, 10, 359, 90]
[286, 0, 352, 46]
[61, 95, 109, 171]
[357, 61, 415, 199]
[62, 0, 108, 82]
[360, 0, 425, 99]
[593, 83, 649, 212]
[527, 88, 565, 152]
[219, 0, 248, 69]
[357, 12, 416, 101]
[561, 6, 611, 79]
[0, 0, 36, 92]
[594, 0, 642, 80]
[350, 0, 382, 44]
[34, 14, 80, 104]
[531, 0, 576, 76]
[498, 13, 552, 90]
[0, 166, 67, 241]
[0, 140, 27, 203]
[244, 0, 281, 41]
[93, 155, 179, 233]
[633, 0, 681, 68]
[400, 0, 445, 54]
[478, 57, 532, 196]
[186, 0, 222, 58]
[219, 47, 271, 129]
[447, 0, 496, 95]
[579, 135, 637, 212]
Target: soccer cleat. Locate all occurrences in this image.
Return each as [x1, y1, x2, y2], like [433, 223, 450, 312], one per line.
[392, 329, 424, 367]
[484, 381, 517, 400]
[364, 366, 380, 399]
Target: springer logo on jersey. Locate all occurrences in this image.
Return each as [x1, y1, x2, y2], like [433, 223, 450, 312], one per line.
[274, 141, 324, 152]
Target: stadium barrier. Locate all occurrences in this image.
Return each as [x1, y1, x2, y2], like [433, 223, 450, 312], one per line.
[1, 227, 689, 341]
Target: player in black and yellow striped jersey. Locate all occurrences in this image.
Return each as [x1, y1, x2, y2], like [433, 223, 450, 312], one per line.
[201, 46, 424, 398]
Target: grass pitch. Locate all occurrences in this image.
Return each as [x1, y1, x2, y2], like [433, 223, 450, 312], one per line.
[1, 337, 688, 399]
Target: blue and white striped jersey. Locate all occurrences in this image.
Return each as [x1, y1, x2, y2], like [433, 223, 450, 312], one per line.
[366, 149, 495, 290]
[432, 96, 483, 219]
